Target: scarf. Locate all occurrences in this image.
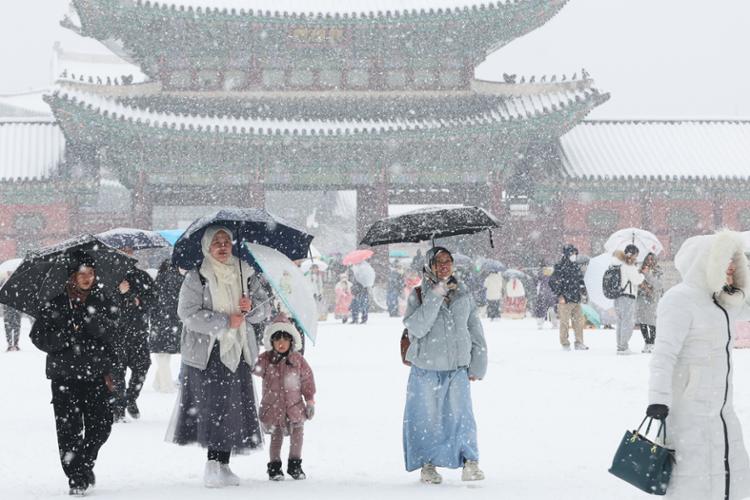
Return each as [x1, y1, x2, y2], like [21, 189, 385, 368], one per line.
[200, 226, 254, 372]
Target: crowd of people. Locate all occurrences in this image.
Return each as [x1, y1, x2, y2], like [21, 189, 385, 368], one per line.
[5, 225, 750, 499]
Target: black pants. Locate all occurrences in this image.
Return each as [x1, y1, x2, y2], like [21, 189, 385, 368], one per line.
[487, 300, 501, 319]
[4, 307, 21, 347]
[640, 324, 656, 345]
[113, 343, 151, 415]
[51, 378, 113, 488]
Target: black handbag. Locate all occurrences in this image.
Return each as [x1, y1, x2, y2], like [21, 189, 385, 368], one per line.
[609, 416, 675, 495]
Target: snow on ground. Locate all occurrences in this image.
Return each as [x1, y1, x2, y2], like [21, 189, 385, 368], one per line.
[3, 314, 750, 499]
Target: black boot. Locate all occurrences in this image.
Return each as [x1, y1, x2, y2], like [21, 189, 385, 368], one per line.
[267, 460, 284, 481]
[126, 399, 140, 419]
[287, 458, 306, 480]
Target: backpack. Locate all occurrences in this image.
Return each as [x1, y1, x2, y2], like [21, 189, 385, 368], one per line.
[400, 287, 422, 366]
[602, 265, 623, 299]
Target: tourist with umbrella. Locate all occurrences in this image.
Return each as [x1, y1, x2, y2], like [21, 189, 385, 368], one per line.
[166, 208, 311, 488]
[150, 258, 186, 393]
[1, 236, 136, 496]
[97, 228, 163, 421]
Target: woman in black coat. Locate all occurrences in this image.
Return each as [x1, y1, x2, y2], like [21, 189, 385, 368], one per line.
[29, 252, 119, 496]
[150, 259, 185, 393]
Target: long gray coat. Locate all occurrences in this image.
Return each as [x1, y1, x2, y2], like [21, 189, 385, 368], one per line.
[403, 279, 487, 379]
[178, 269, 269, 371]
[635, 267, 663, 326]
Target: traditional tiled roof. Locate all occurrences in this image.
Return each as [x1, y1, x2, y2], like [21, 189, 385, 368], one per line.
[0, 121, 64, 181]
[135, 0, 564, 19]
[560, 120, 750, 181]
[49, 85, 603, 136]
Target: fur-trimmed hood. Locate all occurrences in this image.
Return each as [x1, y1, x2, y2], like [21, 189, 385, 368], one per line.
[673, 230, 749, 301]
[262, 320, 303, 352]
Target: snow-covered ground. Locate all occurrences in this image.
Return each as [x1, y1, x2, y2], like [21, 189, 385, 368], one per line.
[3, 315, 750, 499]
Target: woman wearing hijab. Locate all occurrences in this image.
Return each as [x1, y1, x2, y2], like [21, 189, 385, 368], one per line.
[402, 246, 488, 485]
[647, 230, 750, 499]
[167, 226, 268, 488]
[29, 251, 119, 496]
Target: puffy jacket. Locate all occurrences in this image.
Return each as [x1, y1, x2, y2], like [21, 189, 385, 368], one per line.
[254, 350, 315, 427]
[30, 291, 119, 381]
[403, 278, 487, 379]
[649, 231, 750, 499]
[612, 250, 645, 298]
[549, 259, 586, 304]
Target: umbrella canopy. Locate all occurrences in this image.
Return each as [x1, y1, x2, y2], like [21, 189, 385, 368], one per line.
[360, 206, 500, 246]
[342, 249, 374, 266]
[96, 227, 171, 250]
[603, 228, 663, 259]
[479, 258, 506, 274]
[503, 269, 528, 280]
[172, 207, 314, 270]
[452, 253, 473, 269]
[584, 253, 614, 310]
[389, 249, 409, 258]
[0, 258, 22, 276]
[0, 234, 137, 318]
[352, 261, 376, 287]
[245, 243, 317, 344]
[156, 229, 185, 246]
[581, 303, 602, 328]
[300, 258, 328, 274]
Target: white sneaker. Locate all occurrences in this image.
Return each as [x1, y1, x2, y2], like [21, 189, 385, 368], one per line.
[203, 460, 224, 488]
[561, 344, 571, 351]
[616, 348, 635, 355]
[219, 464, 240, 486]
[420, 464, 442, 484]
[462, 460, 485, 481]
[642, 344, 654, 353]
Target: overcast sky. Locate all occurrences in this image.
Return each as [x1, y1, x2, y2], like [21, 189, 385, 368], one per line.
[1, 0, 749, 119]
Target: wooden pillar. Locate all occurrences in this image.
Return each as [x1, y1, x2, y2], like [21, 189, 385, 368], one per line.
[712, 188, 725, 230]
[241, 166, 266, 208]
[132, 170, 153, 229]
[484, 171, 506, 261]
[356, 165, 389, 283]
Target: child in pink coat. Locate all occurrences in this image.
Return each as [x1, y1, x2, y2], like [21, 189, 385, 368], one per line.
[253, 315, 316, 481]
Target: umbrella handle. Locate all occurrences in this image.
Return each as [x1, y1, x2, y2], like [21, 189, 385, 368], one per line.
[488, 229, 494, 249]
[237, 236, 245, 296]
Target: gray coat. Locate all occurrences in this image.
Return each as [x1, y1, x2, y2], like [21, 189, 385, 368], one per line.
[635, 268, 663, 326]
[403, 279, 487, 379]
[177, 269, 270, 371]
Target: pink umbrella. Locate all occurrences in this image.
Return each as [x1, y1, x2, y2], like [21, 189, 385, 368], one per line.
[342, 249, 374, 266]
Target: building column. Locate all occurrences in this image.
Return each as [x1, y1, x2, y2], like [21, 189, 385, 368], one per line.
[356, 165, 389, 283]
[484, 172, 506, 261]
[132, 170, 153, 228]
[242, 166, 266, 208]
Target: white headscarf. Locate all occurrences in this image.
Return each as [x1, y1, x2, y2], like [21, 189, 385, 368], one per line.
[199, 226, 255, 372]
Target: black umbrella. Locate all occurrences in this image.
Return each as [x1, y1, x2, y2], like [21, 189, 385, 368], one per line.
[0, 234, 137, 318]
[360, 206, 500, 247]
[96, 227, 171, 250]
[172, 207, 314, 271]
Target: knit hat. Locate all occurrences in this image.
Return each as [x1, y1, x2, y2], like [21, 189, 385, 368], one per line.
[262, 312, 303, 352]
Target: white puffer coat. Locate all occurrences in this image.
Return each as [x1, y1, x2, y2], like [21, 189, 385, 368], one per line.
[649, 231, 750, 499]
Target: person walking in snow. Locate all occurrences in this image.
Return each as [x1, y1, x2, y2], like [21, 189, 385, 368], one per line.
[647, 230, 750, 499]
[149, 259, 185, 393]
[402, 246, 487, 484]
[29, 251, 119, 496]
[483, 271, 503, 320]
[334, 272, 353, 323]
[111, 249, 156, 421]
[533, 266, 559, 329]
[635, 252, 663, 353]
[612, 244, 644, 354]
[549, 244, 589, 350]
[167, 226, 266, 488]
[4, 304, 21, 351]
[253, 314, 316, 481]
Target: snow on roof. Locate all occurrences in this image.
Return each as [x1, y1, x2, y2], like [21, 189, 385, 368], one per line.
[53, 85, 594, 136]
[135, 0, 553, 17]
[560, 120, 750, 181]
[0, 91, 53, 117]
[0, 122, 64, 181]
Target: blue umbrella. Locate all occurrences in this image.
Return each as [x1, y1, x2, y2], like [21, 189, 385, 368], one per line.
[581, 303, 602, 328]
[172, 207, 314, 271]
[96, 227, 171, 250]
[389, 249, 409, 258]
[156, 229, 185, 245]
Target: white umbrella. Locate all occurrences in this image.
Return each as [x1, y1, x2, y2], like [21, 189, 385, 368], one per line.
[584, 253, 614, 310]
[0, 258, 22, 276]
[604, 228, 663, 259]
[245, 243, 317, 344]
[352, 261, 376, 287]
[300, 258, 328, 274]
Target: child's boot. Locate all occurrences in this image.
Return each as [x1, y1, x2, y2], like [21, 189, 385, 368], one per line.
[267, 461, 284, 481]
[287, 458, 306, 480]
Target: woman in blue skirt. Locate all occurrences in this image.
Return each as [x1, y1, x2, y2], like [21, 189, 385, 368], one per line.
[402, 246, 488, 484]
